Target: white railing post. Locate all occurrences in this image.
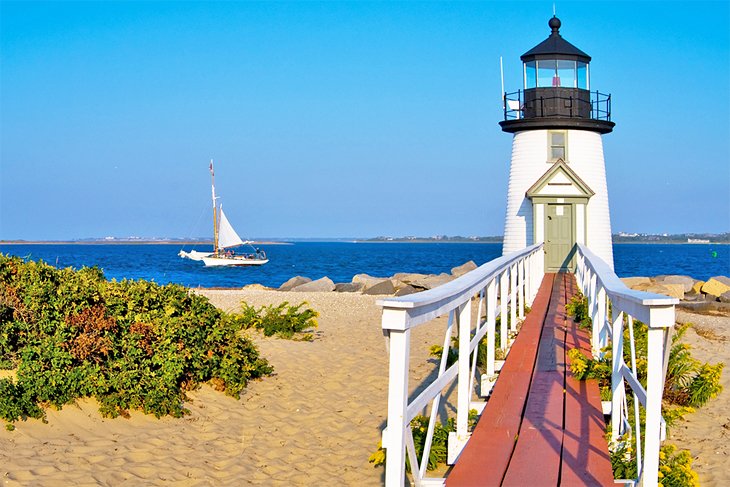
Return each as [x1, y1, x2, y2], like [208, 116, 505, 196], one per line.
[525, 255, 532, 305]
[453, 301, 472, 458]
[486, 279, 497, 376]
[642, 326, 664, 487]
[500, 271, 508, 351]
[589, 273, 598, 354]
[597, 286, 607, 353]
[510, 263, 517, 331]
[532, 250, 541, 302]
[518, 259, 525, 319]
[383, 313, 411, 487]
[610, 311, 624, 443]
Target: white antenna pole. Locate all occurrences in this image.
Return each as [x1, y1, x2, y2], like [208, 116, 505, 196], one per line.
[500, 56, 505, 110]
[553, 3, 556, 16]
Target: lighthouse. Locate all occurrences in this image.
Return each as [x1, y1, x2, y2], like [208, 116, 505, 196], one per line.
[500, 16, 615, 271]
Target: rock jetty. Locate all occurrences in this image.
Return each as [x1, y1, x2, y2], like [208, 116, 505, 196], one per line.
[275, 261, 479, 296]
[265, 265, 729, 305]
[620, 274, 730, 305]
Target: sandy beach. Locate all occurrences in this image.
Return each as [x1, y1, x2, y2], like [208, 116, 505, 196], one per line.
[1, 289, 727, 485]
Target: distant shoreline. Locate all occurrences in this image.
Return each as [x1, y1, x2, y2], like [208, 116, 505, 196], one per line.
[1, 239, 727, 246]
[0, 240, 293, 246]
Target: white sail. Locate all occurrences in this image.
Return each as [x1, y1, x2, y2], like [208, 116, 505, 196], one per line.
[217, 208, 245, 250]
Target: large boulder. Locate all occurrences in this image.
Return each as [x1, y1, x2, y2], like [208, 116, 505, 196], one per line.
[720, 291, 730, 304]
[451, 261, 478, 277]
[689, 280, 705, 295]
[621, 277, 652, 290]
[279, 276, 312, 291]
[644, 284, 684, 300]
[334, 282, 364, 293]
[702, 277, 730, 300]
[654, 275, 697, 293]
[411, 273, 455, 290]
[352, 273, 386, 287]
[362, 279, 396, 296]
[290, 277, 335, 292]
[395, 285, 419, 297]
[392, 272, 429, 284]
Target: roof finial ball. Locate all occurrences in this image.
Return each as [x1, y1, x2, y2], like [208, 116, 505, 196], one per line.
[549, 16, 561, 35]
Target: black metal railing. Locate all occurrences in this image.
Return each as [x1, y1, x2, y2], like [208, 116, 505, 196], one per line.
[503, 89, 612, 122]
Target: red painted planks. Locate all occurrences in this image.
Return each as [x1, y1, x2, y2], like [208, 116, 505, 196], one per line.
[560, 275, 615, 487]
[446, 274, 556, 487]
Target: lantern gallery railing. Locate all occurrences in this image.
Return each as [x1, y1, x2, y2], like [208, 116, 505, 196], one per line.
[377, 243, 543, 487]
[504, 89, 611, 121]
[575, 244, 677, 487]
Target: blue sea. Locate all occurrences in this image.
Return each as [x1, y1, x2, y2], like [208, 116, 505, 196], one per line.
[0, 242, 728, 289]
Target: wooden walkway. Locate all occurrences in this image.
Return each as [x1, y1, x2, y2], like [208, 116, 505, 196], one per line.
[446, 273, 615, 486]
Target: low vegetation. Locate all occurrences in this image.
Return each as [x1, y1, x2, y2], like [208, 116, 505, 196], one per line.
[565, 293, 723, 486]
[369, 409, 479, 472]
[238, 301, 318, 340]
[0, 254, 316, 427]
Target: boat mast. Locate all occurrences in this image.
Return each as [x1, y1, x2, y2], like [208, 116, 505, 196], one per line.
[210, 160, 219, 254]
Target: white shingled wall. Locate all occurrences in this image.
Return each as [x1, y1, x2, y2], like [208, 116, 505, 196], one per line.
[501, 129, 614, 269]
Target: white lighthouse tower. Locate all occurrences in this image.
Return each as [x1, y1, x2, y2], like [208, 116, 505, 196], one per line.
[501, 16, 615, 271]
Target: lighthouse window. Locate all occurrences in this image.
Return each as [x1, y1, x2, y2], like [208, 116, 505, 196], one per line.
[577, 62, 588, 89]
[548, 131, 567, 162]
[524, 61, 537, 88]
[557, 60, 576, 88]
[537, 60, 557, 87]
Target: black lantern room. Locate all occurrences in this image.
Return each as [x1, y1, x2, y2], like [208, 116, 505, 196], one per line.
[500, 17, 615, 134]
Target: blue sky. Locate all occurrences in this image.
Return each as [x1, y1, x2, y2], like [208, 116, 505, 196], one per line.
[1, 1, 728, 240]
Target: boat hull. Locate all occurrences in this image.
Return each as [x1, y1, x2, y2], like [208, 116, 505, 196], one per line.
[201, 256, 269, 267]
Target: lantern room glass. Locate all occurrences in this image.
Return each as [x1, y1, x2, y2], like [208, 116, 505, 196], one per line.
[523, 59, 590, 89]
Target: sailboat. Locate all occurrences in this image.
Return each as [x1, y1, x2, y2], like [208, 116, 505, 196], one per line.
[179, 161, 268, 267]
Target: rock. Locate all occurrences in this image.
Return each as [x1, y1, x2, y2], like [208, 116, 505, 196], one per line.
[279, 276, 312, 291]
[702, 277, 730, 300]
[352, 273, 388, 288]
[691, 280, 705, 294]
[682, 292, 707, 302]
[395, 285, 419, 297]
[290, 277, 335, 292]
[720, 291, 730, 304]
[644, 284, 684, 300]
[392, 272, 429, 284]
[713, 276, 730, 286]
[654, 275, 697, 293]
[334, 282, 364, 293]
[241, 283, 272, 291]
[362, 279, 396, 296]
[621, 277, 652, 290]
[451, 261, 478, 277]
[411, 273, 455, 290]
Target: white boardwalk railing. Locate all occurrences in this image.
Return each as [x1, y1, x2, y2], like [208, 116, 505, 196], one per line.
[378, 243, 543, 487]
[575, 244, 677, 487]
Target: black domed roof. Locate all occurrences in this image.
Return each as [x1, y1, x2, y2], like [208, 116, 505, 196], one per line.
[521, 16, 591, 62]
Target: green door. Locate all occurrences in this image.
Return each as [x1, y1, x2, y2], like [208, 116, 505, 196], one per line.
[545, 204, 574, 272]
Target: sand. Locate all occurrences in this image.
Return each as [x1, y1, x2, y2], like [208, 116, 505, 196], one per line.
[669, 308, 730, 485]
[0, 289, 727, 485]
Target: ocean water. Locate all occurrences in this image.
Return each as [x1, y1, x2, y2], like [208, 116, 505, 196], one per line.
[0, 242, 728, 289]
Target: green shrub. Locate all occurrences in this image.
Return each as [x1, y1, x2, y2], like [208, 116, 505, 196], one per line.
[0, 253, 275, 424]
[238, 301, 318, 339]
